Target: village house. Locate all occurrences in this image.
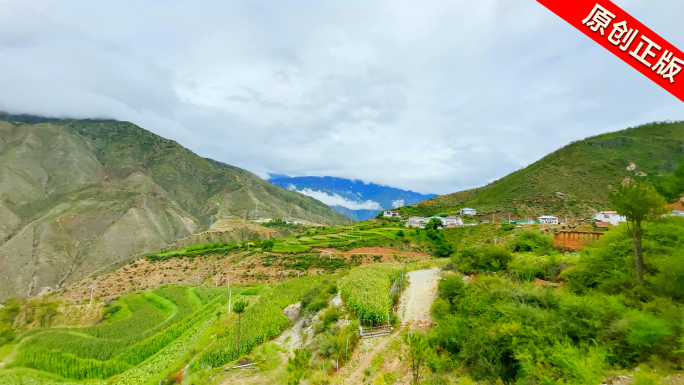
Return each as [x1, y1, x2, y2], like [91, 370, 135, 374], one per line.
[406, 216, 430, 228]
[443, 216, 463, 227]
[538, 215, 559, 225]
[382, 209, 400, 218]
[593, 211, 626, 226]
[460, 208, 477, 216]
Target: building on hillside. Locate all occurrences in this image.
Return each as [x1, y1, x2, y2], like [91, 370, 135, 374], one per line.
[593, 211, 626, 226]
[538, 215, 559, 225]
[443, 216, 463, 227]
[252, 218, 273, 223]
[406, 216, 430, 228]
[460, 208, 477, 216]
[383, 209, 400, 218]
[669, 210, 684, 217]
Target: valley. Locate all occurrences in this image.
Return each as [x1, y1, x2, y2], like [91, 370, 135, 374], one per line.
[1, 117, 684, 385]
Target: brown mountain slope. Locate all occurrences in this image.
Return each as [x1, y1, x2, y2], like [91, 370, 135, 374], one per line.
[0, 115, 348, 300]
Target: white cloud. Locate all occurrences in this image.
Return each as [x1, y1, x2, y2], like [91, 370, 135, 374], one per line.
[391, 199, 405, 208]
[297, 189, 381, 210]
[1, 1, 684, 195]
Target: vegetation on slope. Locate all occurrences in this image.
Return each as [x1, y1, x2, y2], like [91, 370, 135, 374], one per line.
[405, 121, 684, 218]
[423, 217, 684, 384]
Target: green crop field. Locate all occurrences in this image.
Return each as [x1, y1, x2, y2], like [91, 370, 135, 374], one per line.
[340, 263, 402, 325]
[5, 285, 238, 382]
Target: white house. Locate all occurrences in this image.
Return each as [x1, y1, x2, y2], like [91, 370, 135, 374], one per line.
[669, 210, 684, 217]
[443, 216, 463, 227]
[460, 208, 477, 216]
[383, 209, 400, 218]
[538, 215, 559, 225]
[593, 211, 626, 226]
[406, 216, 430, 228]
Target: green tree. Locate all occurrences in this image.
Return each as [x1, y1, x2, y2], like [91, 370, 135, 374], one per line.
[262, 239, 275, 251]
[610, 181, 667, 286]
[232, 298, 249, 357]
[655, 163, 684, 203]
[402, 331, 432, 385]
[425, 218, 443, 231]
[287, 348, 312, 385]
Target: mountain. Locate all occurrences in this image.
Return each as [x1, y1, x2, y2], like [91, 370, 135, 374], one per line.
[403, 121, 684, 219]
[0, 114, 348, 300]
[269, 175, 435, 220]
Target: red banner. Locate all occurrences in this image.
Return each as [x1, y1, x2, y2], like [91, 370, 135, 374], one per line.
[537, 0, 684, 103]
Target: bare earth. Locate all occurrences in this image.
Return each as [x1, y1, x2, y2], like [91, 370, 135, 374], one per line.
[399, 267, 441, 325]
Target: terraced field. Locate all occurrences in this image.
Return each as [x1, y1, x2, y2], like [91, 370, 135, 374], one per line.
[2, 286, 239, 383]
[270, 225, 410, 253]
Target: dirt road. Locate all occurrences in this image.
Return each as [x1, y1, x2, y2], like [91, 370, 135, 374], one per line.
[398, 267, 441, 325]
[345, 267, 441, 382]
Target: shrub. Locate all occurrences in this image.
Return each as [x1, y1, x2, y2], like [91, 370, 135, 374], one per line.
[437, 274, 464, 306]
[508, 231, 553, 254]
[454, 245, 513, 274]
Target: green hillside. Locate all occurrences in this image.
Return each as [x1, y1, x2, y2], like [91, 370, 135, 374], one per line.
[403, 121, 684, 218]
[0, 115, 348, 301]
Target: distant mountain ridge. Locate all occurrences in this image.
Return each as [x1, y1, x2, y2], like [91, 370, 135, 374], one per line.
[0, 114, 348, 300]
[269, 175, 435, 220]
[404, 121, 684, 219]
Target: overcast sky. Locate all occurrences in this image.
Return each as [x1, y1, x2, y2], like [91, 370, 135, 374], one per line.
[1, 0, 683, 195]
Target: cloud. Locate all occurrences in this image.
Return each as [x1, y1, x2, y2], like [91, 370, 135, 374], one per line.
[1, 1, 683, 195]
[297, 189, 382, 210]
[391, 199, 405, 208]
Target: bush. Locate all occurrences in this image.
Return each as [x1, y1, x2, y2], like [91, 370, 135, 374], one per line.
[454, 245, 513, 274]
[508, 231, 553, 254]
[437, 274, 464, 306]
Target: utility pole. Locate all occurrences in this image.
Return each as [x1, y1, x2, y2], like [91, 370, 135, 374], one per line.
[228, 289, 232, 314]
[197, 275, 200, 285]
[90, 284, 95, 306]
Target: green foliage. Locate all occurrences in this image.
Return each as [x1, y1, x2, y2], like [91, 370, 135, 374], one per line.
[340, 264, 401, 325]
[508, 231, 553, 254]
[200, 276, 327, 367]
[403, 332, 432, 385]
[454, 245, 513, 274]
[437, 274, 464, 306]
[426, 218, 442, 231]
[232, 298, 248, 315]
[287, 349, 312, 385]
[655, 163, 684, 203]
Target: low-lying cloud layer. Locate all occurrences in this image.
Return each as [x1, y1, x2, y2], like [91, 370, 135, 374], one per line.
[296, 189, 382, 211]
[1, 1, 683, 194]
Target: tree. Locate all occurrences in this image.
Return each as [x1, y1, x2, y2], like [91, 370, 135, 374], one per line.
[287, 348, 312, 385]
[425, 218, 442, 231]
[403, 331, 432, 385]
[262, 239, 275, 251]
[610, 181, 667, 286]
[655, 163, 684, 203]
[232, 298, 249, 357]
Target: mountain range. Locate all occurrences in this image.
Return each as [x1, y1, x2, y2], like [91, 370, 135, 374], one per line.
[0, 114, 348, 300]
[402, 121, 684, 219]
[269, 175, 435, 220]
